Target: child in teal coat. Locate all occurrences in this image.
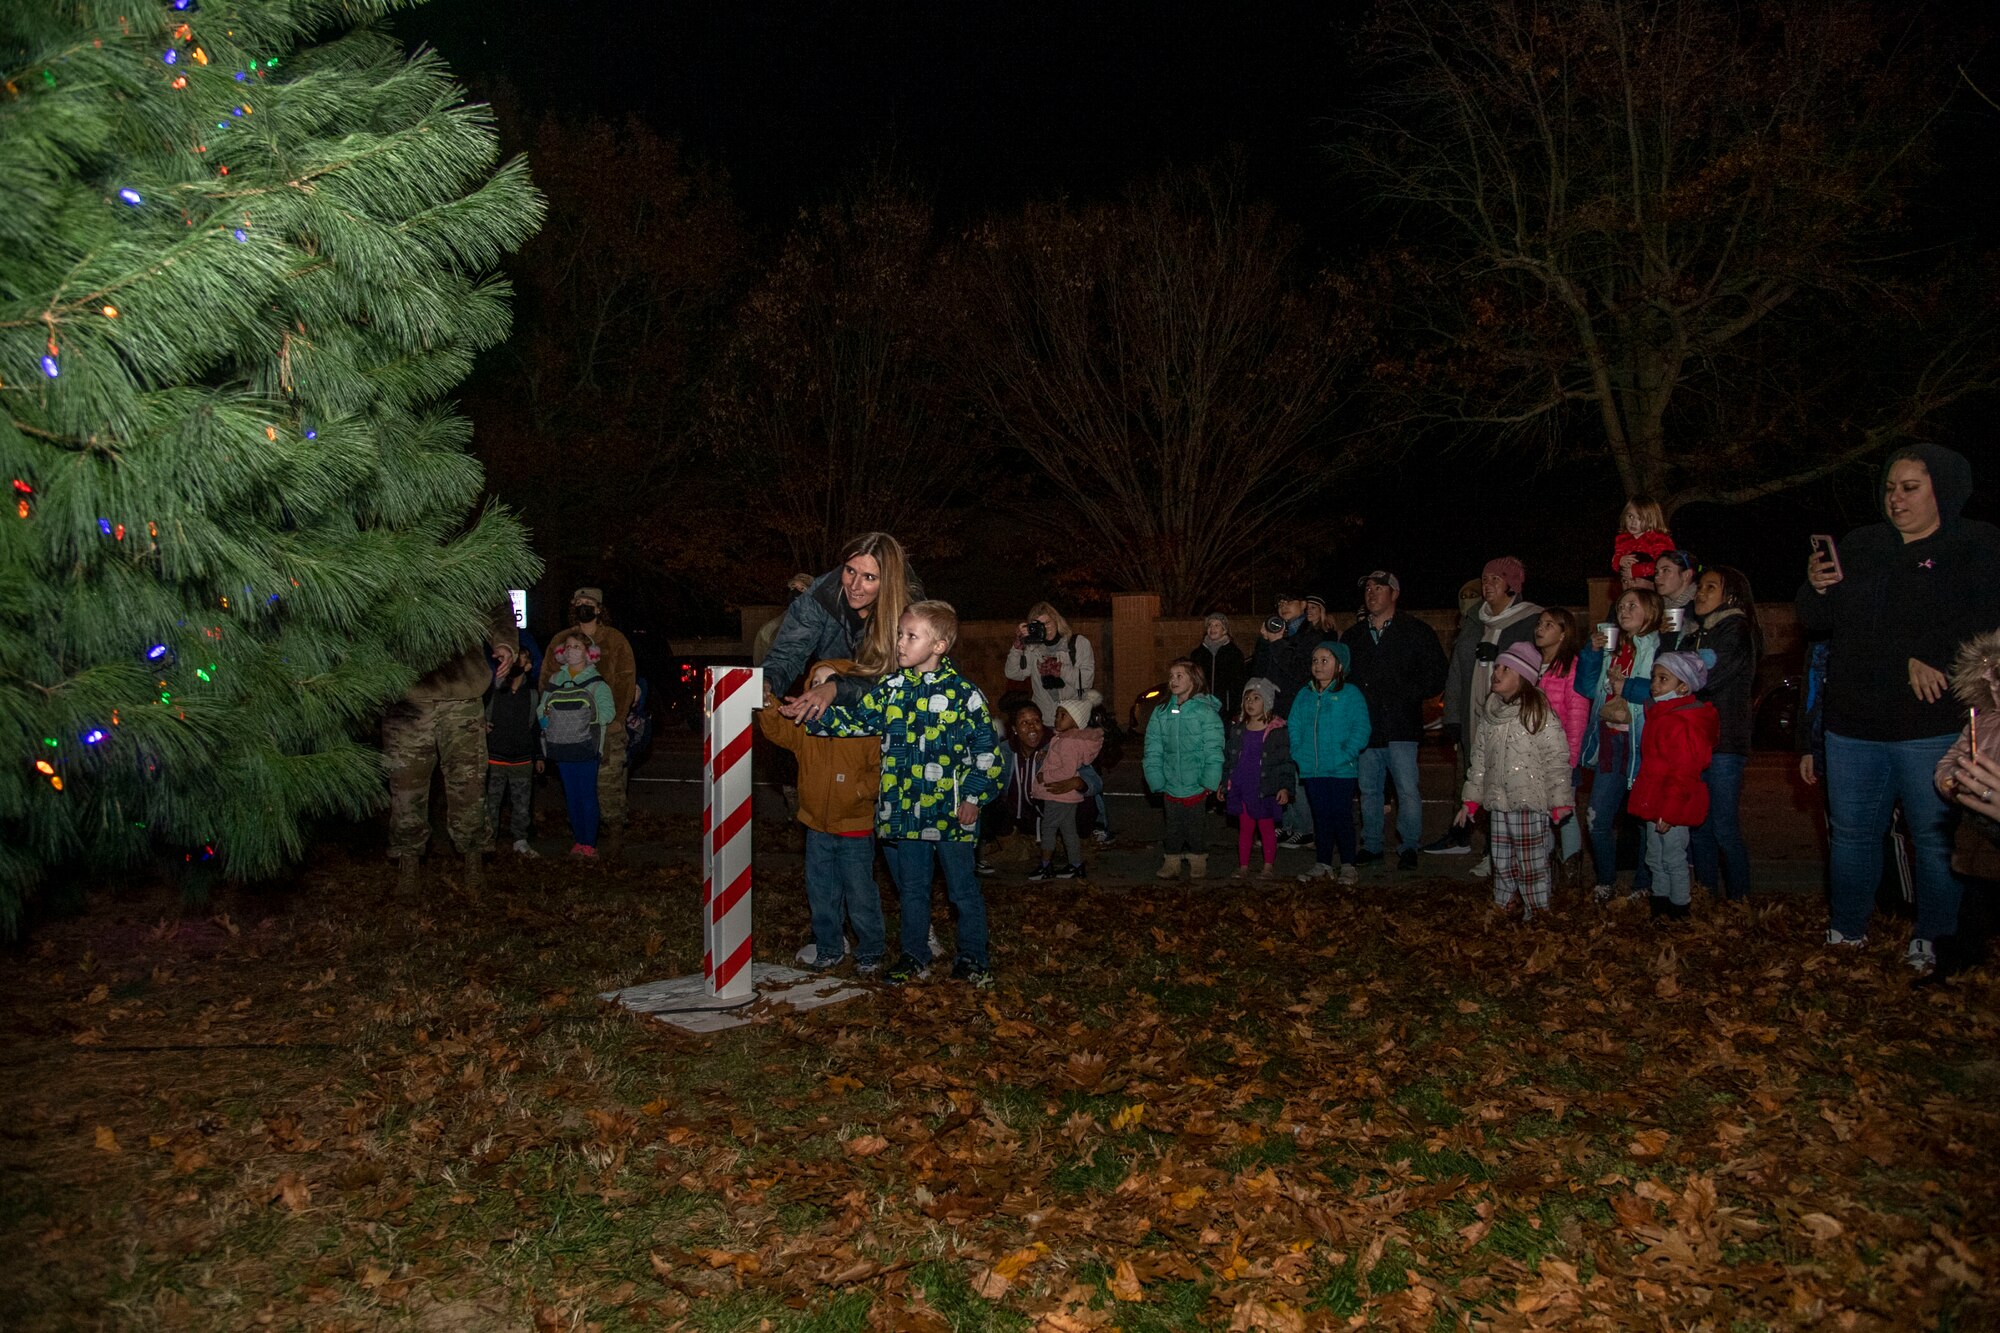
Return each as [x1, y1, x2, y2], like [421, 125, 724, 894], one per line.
[1288, 642, 1372, 884]
[1144, 657, 1224, 880]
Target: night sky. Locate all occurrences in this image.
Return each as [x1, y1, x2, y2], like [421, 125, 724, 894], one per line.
[395, 0, 1997, 619]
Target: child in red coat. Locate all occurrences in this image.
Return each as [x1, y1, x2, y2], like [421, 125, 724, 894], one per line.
[1627, 650, 1718, 919]
[1613, 497, 1677, 590]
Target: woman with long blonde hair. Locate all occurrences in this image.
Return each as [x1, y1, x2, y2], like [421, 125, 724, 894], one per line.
[770, 532, 921, 721]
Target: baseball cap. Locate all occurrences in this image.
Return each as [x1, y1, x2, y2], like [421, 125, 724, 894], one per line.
[1358, 570, 1401, 592]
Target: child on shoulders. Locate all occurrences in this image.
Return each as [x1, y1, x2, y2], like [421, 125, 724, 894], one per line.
[1613, 496, 1676, 591]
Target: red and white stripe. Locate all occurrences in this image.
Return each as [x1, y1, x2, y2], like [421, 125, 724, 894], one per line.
[702, 666, 763, 999]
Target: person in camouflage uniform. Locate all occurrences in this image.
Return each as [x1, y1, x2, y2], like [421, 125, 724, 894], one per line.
[385, 608, 517, 889]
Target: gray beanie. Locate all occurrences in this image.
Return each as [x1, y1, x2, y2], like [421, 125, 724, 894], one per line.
[1242, 677, 1280, 715]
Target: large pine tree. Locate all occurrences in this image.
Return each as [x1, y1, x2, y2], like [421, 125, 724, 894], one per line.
[0, 1, 543, 923]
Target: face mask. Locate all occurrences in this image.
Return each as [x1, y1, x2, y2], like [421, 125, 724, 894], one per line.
[1653, 687, 1681, 703]
[574, 605, 598, 624]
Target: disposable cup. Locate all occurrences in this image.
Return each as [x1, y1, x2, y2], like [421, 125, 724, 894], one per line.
[1597, 623, 1620, 653]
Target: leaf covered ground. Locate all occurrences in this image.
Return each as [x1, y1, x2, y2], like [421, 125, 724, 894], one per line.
[3, 816, 1997, 1332]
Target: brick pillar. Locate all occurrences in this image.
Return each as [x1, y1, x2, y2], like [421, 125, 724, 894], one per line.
[1586, 578, 1616, 630]
[1111, 593, 1161, 731]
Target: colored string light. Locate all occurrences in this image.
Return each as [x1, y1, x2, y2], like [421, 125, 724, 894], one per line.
[98, 518, 112, 535]
[118, 188, 143, 205]
[192, 47, 208, 65]
[304, 429, 316, 440]
[171, 76, 187, 89]
[233, 228, 246, 242]
[147, 644, 169, 660]
[163, 50, 178, 65]
[40, 354, 58, 378]
[35, 760, 55, 775]
[102, 305, 117, 318]
[42, 737, 57, 748]
[83, 730, 105, 745]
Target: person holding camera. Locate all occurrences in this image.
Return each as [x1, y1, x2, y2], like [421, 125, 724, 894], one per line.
[1251, 593, 1328, 846]
[1006, 603, 1114, 842]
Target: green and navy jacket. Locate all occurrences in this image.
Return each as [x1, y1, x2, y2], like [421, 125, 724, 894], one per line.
[807, 658, 1000, 843]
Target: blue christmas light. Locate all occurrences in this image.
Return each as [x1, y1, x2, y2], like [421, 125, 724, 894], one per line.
[233, 228, 247, 243]
[304, 429, 317, 440]
[82, 729, 106, 745]
[118, 188, 144, 206]
[230, 106, 243, 117]
[147, 644, 169, 661]
[40, 355, 58, 379]
[174, 0, 194, 9]
[163, 50, 178, 65]
[235, 71, 247, 81]
[98, 518, 112, 535]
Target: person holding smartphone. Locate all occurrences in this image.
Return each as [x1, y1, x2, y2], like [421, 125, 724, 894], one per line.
[1798, 444, 2000, 973]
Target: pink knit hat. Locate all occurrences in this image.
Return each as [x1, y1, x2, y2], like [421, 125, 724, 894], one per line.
[1483, 556, 1526, 594]
[1495, 641, 1544, 683]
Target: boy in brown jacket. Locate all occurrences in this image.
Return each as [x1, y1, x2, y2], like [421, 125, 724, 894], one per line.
[760, 660, 887, 972]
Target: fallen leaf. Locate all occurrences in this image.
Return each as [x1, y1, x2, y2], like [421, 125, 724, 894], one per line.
[1108, 1259, 1144, 1301]
[1628, 1128, 1671, 1158]
[92, 1126, 120, 1154]
[843, 1134, 889, 1157]
[272, 1172, 311, 1212]
[1110, 1103, 1146, 1132]
[1798, 1212, 1844, 1242]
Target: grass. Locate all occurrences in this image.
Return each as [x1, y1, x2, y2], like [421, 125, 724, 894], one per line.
[3, 825, 1997, 1331]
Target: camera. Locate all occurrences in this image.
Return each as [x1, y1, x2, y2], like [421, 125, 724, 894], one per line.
[1024, 621, 1052, 646]
[1264, 616, 1287, 635]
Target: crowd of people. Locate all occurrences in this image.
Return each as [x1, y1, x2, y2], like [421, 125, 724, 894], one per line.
[381, 443, 1999, 986]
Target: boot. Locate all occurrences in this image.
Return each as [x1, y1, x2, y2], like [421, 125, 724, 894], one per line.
[1156, 854, 1183, 880]
[1185, 854, 1208, 881]
[397, 855, 420, 894]
[463, 849, 484, 892]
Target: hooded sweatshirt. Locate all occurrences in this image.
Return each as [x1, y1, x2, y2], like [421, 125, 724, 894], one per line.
[1796, 444, 2000, 742]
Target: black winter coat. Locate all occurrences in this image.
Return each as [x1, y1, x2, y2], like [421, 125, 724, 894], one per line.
[1222, 721, 1297, 800]
[1795, 443, 2000, 743]
[1249, 624, 1326, 711]
[1687, 606, 1757, 756]
[1191, 640, 1247, 718]
[1340, 615, 1450, 746]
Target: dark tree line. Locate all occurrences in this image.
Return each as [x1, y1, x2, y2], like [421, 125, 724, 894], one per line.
[471, 0, 1999, 617]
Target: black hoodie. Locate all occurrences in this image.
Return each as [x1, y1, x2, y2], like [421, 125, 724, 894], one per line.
[1796, 443, 2000, 742]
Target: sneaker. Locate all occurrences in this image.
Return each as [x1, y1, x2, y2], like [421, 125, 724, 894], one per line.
[1298, 862, 1334, 884]
[928, 927, 945, 958]
[1060, 864, 1085, 880]
[949, 957, 995, 988]
[883, 955, 930, 985]
[1424, 829, 1473, 854]
[569, 843, 597, 859]
[1258, 863, 1276, 880]
[1592, 884, 1614, 904]
[511, 838, 538, 857]
[976, 857, 997, 877]
[1231, 864, 1251, 881]
[1469, 855, 1491, 879]
[1279, 830, 1312, 850]
[1825, 928, 1867, 947]
[1092, 828, 1114, 846]
[1350, 849, 1384, 867]
[1337, 864, 1360, 886]
[855, 958, 883, 978]
[1905, 938, 1936, 974]
[1026, 863, 1056, 883]
[1396, 849, 1419, 873]
[796, 942, 845, 970]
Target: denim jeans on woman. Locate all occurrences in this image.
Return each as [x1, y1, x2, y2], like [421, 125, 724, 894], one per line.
[1690, 752, 1752, 899]
[1587, 727, 1651, 892]
[1358, 742, 1423, 854]
[1824, 731, 1962, 942]
[803, 830, 885, 967]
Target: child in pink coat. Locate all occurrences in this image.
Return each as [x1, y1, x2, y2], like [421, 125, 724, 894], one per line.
[1030, 692, 1103, 880]
[1534, 608, 1592, 869]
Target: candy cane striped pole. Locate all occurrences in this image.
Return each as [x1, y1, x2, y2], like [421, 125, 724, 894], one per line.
[703, 666, 764, 1000]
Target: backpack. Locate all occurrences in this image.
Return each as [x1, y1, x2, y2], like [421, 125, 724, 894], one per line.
[542, 675, 605, 763]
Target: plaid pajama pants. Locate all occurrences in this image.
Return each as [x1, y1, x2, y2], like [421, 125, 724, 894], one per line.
[1490, 809, 1554, 914]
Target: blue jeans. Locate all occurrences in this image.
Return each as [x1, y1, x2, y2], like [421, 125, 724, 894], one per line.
[1825, 731, 1962, 941]
[1587, 729, 1650, 892]
[882, 839, 989, 969]
[555, 760, 600, 847]
[1358, 743, 1422, 854]
[1690, 752, 1751, 899]
[1079, 763, 1111, 834]
[1302, 776, 1358, 867]
[803, 830, 886, 966]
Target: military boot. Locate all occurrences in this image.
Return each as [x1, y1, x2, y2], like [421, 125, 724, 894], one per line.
[397, 855, 420, 894]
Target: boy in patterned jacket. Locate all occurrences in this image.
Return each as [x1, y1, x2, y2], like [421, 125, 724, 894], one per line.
[808, 600, 1003, 987]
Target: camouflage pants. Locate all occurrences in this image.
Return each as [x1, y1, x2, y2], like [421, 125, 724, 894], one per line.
[599, 736, 627, 834]
[384, 697, 489, 857]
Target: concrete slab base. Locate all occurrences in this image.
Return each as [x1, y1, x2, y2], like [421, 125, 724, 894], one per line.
[602, 963, 868, 1034]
